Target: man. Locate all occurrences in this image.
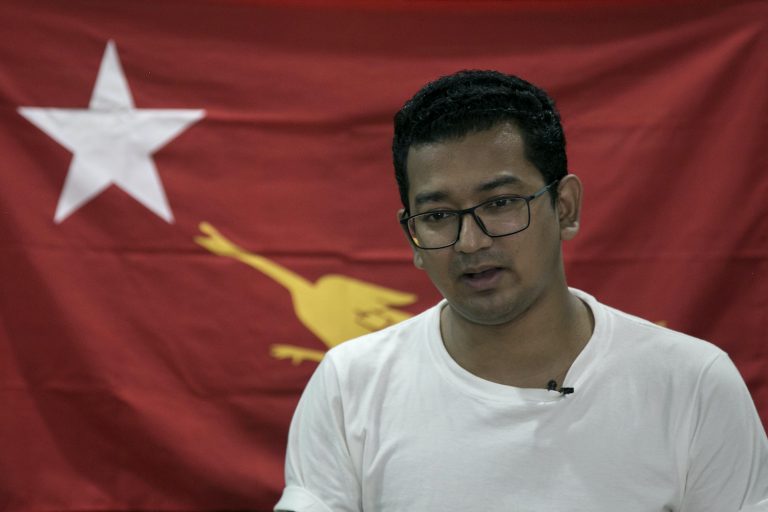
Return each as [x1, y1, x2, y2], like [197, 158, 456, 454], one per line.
[274, 70, 768, 511]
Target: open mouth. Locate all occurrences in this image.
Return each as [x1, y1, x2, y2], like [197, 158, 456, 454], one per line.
[464, 267, 500, 280]
[461, 267, 504, 289]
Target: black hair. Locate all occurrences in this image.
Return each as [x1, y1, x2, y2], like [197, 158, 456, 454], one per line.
[392, 70, 567, 212]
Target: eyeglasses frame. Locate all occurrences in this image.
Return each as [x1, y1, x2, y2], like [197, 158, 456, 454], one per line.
[399, 180, 560, 250]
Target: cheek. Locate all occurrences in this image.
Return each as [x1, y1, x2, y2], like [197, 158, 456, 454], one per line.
[419, 253, 453, 282]
[497, 224, 558, 268]
[523, 224, 563, 268]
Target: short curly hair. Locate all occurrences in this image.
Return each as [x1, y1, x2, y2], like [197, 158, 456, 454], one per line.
[392, 70, 568, 212]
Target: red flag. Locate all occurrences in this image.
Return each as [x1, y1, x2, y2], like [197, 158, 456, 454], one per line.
[0, 1, 765, 510]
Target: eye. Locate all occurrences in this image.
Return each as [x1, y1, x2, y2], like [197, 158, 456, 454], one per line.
[479, 196, 525, 216]
[420, 211, 454, 223]
[487, 197, 517, 209]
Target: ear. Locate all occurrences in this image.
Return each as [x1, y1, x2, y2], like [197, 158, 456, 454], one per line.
[413, 250, 425, 269]
[556, 175, 583, 241]
[397, 208, 425, 269]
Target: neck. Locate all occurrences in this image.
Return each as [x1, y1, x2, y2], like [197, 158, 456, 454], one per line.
[440, 287, 594, 389]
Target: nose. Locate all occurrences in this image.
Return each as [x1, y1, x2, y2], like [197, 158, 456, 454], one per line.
[453, 213, 493, 253]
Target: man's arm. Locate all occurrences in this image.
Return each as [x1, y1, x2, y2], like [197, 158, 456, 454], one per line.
[274, 356, 361, 512]
[681, 354, 768, 511]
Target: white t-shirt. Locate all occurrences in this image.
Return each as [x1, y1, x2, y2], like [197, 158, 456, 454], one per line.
[275, 289, 768, 512]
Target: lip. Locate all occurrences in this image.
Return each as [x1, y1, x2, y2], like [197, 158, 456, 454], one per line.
[462, 265, 499, 275]
[459, 266, 505, 290]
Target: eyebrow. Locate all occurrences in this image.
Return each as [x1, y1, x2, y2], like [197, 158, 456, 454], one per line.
[413, 175, 524, 207]
[476, 175, 523, 193]
[413, 190, 449, 207]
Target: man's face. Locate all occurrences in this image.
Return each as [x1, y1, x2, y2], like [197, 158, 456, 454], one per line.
[403, 122, 570, 326]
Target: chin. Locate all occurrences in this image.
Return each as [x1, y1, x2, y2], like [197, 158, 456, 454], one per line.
[448, 297, 522, 326]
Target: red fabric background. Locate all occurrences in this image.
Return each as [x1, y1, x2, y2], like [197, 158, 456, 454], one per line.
[0, 0, 765, 510]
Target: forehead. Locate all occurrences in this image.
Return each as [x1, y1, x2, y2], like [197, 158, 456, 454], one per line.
[405, 123, 543, 207]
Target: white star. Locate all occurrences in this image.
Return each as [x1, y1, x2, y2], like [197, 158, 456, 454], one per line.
[18, 40, 205, 223]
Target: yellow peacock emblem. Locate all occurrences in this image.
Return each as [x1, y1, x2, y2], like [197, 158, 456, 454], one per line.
[195, 222, 417, 364]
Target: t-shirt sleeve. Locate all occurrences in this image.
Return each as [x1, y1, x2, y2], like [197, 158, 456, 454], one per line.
[681, 354, 768, 511]
[274, 356, 361, 512]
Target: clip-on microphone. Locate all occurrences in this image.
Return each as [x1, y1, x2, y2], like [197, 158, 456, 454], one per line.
[547, 379, 574, 396]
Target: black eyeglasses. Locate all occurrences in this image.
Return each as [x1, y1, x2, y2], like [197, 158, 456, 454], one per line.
[400, 180, 558, 249]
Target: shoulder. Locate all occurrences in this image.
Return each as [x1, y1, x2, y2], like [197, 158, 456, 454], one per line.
[318, 302, 441, 385]
[611, 304, 726, 371]
[577, 288, 726, 363]
[573, 290, 763, 444]
[573, 289, 730, 392]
